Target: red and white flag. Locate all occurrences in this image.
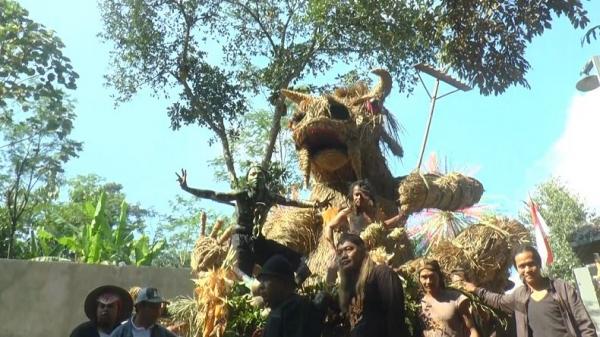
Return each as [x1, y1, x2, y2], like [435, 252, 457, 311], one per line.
[529, 200, 554, 268]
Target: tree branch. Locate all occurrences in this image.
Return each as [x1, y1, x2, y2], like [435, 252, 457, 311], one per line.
[170, 4, 240, 186]
[227, 0, 279, 56]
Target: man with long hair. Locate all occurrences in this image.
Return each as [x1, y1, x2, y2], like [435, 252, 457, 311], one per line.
[336, 233, 410, 337]
[464, 245, 597, 337]
[325, 180, 404, 283]
[176, 166, 328, 284]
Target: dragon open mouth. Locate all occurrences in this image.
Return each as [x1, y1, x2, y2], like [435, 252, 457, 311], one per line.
[301, 127, 347, 155]
[294, 120, 352, 174]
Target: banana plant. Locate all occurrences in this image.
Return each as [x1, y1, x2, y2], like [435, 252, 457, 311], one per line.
[55, 191, 165, 265]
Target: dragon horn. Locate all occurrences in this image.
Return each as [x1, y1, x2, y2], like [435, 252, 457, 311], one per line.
[281, 89, 313, 105]
[369, 68, 392, 100]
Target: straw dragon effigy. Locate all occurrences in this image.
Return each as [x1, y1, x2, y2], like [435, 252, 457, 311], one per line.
[178, 69, 529, 337]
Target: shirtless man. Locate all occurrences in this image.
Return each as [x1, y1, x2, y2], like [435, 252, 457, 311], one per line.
[324, 180, 403, 283]
[325, 180, 403, 251]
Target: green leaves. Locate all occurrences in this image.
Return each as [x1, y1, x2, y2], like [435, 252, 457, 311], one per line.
[582, 24, 600, 46]
[45, 191, 165, 266]
[0, 0, 81, 257]
[133, 235, 165, 266]
[528, 178, 588, 282]
[0, 95, 81, 258]
[0, 0, 78, 109]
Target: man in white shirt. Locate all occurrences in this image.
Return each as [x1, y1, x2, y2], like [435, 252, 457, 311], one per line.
[110, 287, 177, 337]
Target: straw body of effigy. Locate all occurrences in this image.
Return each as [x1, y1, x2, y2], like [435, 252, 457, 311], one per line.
[165, 296, 200, 337]
[193, 268, 236, 337]
[362, 223, 413, 268]
[426, 216, 530, 291]
[398, 172, 484, 215]
[190, 225, 233, 273]
[262, 206, 323, 257]
[307, 220, 413, 276]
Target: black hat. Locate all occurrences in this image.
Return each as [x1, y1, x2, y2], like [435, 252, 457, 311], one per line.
[257, 255, 295, 284]
[84, 285, 133, 322]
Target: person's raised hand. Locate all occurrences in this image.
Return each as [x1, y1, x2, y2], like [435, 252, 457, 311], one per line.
[314, 196, 333, 210]
[175, 168, 188, 188]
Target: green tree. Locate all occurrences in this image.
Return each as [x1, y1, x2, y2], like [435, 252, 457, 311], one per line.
[0, 98, 81, 258]
[154, 195, 232, 267]
[0, 0, 78, 110]
[528, 178, 591, 282]
[0, 0, 81, 258]
[98, 0, 589, 188]
[208, 109, 302, 191]
[26, 174, 156, 259]
[44, 192, 165, 266]
[63, 174, 154, 232]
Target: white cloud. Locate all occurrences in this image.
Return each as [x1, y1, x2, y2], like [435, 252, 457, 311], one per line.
[549, 90, 600, 210]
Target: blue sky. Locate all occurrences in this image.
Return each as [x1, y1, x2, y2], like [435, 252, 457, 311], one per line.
[16, 0, 600, 220]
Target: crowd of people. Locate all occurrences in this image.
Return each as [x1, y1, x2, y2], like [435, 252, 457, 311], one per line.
[70, 285, 178, 337]
[70, 175, 597, 337]
[71, 241, 598, 337]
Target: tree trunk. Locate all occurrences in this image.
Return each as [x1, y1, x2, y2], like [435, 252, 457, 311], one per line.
[6, 205, 17, 259]
[215, 126, 239, 187]
[261, 98, 287, 170]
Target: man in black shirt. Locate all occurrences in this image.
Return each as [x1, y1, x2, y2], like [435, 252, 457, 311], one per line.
[337, 233, 410, 337]
[257, 255, 325, 337]
[70, 285, 133, 337]
[464, 245, 597, 337]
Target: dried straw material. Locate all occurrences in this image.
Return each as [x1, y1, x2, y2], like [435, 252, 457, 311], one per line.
[210, 219, 224, 238]
[193, 268, 236, 337]
[190, 235, 229, 273]
[307, 233, 336, 277]
[218, 226, 234, 245]
[427, 216, 530, 291]
[129, 286, 141, 302]
[262, 207, 322, 256]
[385, 226, 413, 268]
[396, 257, 425, 277]
[361, 223, 412, 268]
[200, 212, 207, 236]
[360, 222, 387, 249]
[398, 172, 484, 215]
[369, 246, 393, 265]
[166, 296, 201, 337]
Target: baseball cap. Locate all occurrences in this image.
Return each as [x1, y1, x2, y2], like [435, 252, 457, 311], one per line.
[135, 287, 169, 305]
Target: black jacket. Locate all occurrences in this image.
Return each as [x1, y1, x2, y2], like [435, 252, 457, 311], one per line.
[70, 321, 103, 337]
[262, 294, 325, 337]
[476, 278, 597, 337]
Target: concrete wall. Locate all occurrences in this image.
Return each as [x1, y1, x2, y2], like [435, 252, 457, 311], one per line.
[0, 259, 194, 337]
[574, 265, 600, 333]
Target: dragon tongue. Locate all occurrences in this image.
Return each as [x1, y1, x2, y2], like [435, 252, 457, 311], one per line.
[348, 146, 362, 179]
[299, 148, 311, 188]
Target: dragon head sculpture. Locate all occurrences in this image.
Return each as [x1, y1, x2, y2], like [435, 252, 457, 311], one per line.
[282, 69, 403, 201]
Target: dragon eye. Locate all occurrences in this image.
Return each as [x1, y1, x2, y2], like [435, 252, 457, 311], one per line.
[366, 99, 382, 114]
[290, 111, 306, 125]
[329, 102, 350, 120]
